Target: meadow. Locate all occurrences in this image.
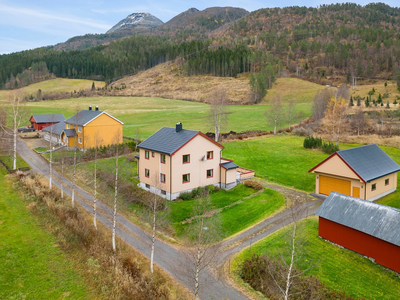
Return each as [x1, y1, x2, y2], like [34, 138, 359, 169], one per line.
[0, 78, 105, 102]
[0, 167, 89, 299]
[232, 217, 400, 299]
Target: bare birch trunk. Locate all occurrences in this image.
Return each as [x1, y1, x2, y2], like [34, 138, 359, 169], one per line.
[71, 146, 77, 208]
[150, 199, 156, 273]
[93, 148, 97, 230]
[112, 145, 119, 252]
[49, 126, 53, 189]
[12, 124, 17, 170]
[284, 222, 297, 300]
[194, 216, 204, 300]
[61, 156, 64, 198]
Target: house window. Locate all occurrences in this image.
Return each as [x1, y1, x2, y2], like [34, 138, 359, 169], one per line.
[66, 124, 70, 129]
[161, 190, 166, 195]
[78, 137, 82, 144]
[372, 183, 376, 191]
[207, 169, 213, 178]
[145, 151, 149, 159]
[182, 174, 190, 183]
[152, 152, 155, 157]
[145, 169, 150, 178]
[78, 126, 82, 133]
[145, 183, 150, 189]
[161, 154, 166, 164]
[207, 151, 213, 160]
[160, 173, 166, 183]
[385, 179, 389, 186]
[183, 154, 190, 164]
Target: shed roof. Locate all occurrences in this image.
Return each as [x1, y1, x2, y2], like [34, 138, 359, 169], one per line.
[65, 110, 124, 126]
[316, 192, 400, 247]
[309, 144, 400, 182]
[42, 121, 65, 135]
[138, 126, 223, 155]
[31, 114, 65, 123]
[220, 161, 239, 170]
[62, 129, 76, 137]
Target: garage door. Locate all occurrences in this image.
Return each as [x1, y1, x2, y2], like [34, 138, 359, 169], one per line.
[319, 175, 351, 196]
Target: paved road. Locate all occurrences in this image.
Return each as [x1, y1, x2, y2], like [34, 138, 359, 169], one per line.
[16, 138, 322, 300]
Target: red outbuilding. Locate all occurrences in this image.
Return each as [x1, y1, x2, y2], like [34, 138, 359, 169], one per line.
[316, 192, 400, 273]
[29, 114, 66, 131]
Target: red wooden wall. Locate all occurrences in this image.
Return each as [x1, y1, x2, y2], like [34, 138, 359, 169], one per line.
[319, 217, 400, 273]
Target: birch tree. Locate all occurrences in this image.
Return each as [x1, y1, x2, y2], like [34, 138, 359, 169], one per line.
[265, 94, 284, 135]
[323, 97, 347, 145]
[0, 92, 29, 170]
[209, 88, 229, 142]
[183, 194, 222, 300]
[112, 129, 122, 251]
[351, 108, 366, 137]
[287, 99, 296, 130]
[145, 173, 166, 274]
[92, 132, 103, 230]
[71, 106, 81, 208]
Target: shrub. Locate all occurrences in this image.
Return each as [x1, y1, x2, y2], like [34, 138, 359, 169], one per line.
[322, 142, 339, 154]
[205, 184, 216, 194]
[303, 137, 322, 149]
[244, 180, 263, 190]
[293, 127, 313, 137]
[179, 192, 193, 201]
[191, 186, 206, 198]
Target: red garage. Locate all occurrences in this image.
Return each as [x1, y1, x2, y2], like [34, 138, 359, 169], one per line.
[30, 114, 65, 131]
[316, 192, 400, 273]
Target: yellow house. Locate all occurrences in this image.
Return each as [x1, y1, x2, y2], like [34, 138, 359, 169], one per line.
[136, 123, 254, 200]
[309, 144, 400, 201]
[61, 106, 124, 151]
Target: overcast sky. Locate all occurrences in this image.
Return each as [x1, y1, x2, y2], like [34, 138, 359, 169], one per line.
[0, 0, 398, 54]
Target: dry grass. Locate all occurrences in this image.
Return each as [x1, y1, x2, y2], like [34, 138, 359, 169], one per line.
[0, 79, 105, 102]
[350, 80, 400, 105]
[17, 172, 190, 300]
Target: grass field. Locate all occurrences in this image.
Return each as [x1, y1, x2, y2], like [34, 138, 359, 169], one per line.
[24, 96, 312, 139]
[0, 167, 88, 299]
[0, 78, 105, 102]
[0, 154, 30, 169]
[350, 80, 400, 105]
[232, 217, 400, 299]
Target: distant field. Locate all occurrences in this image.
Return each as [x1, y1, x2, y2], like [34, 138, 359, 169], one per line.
[0, 167, 88, 298]
[232, 217, 400, 299]
[0, 78, 105, 102]
[350, 80, 400, 105]
[24, 96, 312, 138]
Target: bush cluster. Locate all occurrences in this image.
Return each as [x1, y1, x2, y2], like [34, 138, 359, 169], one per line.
[244, 180, 263, 190]
[303, 137, 339, 154]
[179, 185, 219, 201]
[303, 137, 322, 149]
[241, 254, 354, 300]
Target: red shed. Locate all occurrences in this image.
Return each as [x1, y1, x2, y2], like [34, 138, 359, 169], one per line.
[316, 192, 400, 273]
[30, 114, 66, 131]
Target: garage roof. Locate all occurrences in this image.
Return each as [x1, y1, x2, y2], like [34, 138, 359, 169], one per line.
[31, 114, 65, 123]
[316, 192, 400, 247]
[309, 144, 400, 182]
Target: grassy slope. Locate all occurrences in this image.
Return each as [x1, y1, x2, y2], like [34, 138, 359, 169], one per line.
[232, 217, 400, 299]
[168, 185, 285, 238]
[25, 96, 312, 139]
[0, 78, 105, 102]
[350, 80, 400, 104]
[0, 167, 88, 299]
[0, 154, 30, 169]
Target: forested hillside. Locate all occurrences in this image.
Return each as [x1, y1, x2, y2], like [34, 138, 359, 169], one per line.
[1, 3, 400, 91]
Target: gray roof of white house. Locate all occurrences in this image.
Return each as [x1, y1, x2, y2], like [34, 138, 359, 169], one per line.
[42, 121, 65, 135]
[138, 127, 200, 155]
[316, 192, 400, 247]
[221, 161, 238, 170]
[336, 144, 400, 182]
[32, 114, 65, 123]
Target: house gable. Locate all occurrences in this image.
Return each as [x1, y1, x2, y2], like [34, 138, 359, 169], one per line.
[310, 153, 362, 181]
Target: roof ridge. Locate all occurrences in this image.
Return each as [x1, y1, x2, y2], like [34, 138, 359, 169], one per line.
[337, 143, 377, 153]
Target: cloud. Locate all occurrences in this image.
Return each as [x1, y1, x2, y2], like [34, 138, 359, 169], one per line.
[0, 4, 111, 31]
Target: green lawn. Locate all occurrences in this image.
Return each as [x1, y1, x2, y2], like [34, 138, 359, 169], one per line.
[24, 96, 312, 139]
[232, 218, 400, 299]
[168, 185, 285, 238]
[0, 167, 88, 299]
[222, 135, 329, 192]
[0, 154, 30, 170]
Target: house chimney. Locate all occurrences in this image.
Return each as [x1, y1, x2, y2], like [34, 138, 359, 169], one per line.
[95, 106, 99, 111]
[89, 106, 92, 110]
[176, 122, 182, 132]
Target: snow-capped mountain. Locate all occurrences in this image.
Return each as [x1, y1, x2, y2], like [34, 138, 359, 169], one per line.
[106, 13, 164, 34]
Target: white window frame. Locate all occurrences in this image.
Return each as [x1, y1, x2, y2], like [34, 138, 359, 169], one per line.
[78, 126, 82, 133]
[78, 137, 82, 144]
[66, 124, 70, 129]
